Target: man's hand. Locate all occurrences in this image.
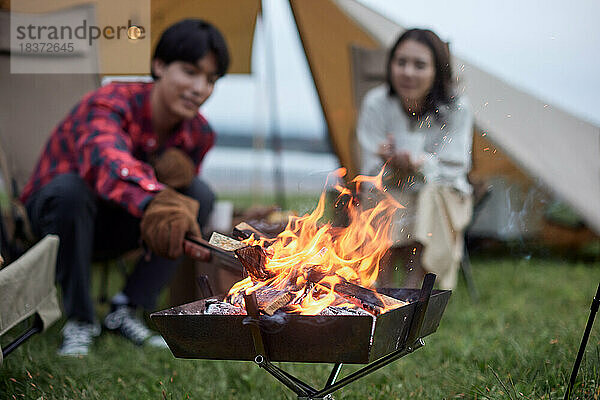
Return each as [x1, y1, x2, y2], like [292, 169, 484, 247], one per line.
[153, 148, 196, 190]
[140, 188, 201, 259]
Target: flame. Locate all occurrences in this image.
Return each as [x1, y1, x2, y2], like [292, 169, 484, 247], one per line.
[226, 167, 404, 315]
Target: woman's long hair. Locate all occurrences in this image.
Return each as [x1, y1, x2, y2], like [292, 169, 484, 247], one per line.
[386, 28, 455, 118]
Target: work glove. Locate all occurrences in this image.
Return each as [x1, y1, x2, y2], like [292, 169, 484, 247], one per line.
[153, 148, 196, 190]
[140, 188, 208, 260]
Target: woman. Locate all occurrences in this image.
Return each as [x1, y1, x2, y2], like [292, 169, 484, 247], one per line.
[357, 28, 474, 289]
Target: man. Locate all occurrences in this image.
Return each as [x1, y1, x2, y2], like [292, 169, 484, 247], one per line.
[20, 19, 229, 356]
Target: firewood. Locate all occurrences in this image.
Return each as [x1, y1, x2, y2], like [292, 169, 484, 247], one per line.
[209, 232, 246, 251]
[255, 288, 293, 315]
[232, 222, 270, 241]
[305, 270, 407, 313]
[306, 270, 382, 306]
[234, 245, 273, 281]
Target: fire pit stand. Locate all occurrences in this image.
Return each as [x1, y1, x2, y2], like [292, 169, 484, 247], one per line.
[241, 274, 435, 399]
[152, 273, 450, 399]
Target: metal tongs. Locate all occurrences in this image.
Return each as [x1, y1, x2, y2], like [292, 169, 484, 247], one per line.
[183, 234, 243, 273]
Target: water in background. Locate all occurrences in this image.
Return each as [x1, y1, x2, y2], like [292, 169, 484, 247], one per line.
[201, 146, 340, 196]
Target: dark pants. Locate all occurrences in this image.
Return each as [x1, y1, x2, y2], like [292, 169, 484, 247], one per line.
[25, 173, 215, 323]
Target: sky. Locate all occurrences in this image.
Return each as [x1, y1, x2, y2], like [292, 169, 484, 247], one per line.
[200, 0, 600, 140]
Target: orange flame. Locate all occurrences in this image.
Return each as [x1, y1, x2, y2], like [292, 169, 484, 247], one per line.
[227, 167, 404, 315]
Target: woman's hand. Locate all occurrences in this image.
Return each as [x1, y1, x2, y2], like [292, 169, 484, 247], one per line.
[390, 151, 417, 173]
[378, 142, 419, 174]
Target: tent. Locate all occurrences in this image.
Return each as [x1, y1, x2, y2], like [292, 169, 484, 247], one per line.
[2, 0, 598, 247]
[290, 0, 600, 244]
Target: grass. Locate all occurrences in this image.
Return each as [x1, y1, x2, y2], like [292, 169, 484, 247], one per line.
[218, 192, 323, 218]
[1, 255, 598, 399]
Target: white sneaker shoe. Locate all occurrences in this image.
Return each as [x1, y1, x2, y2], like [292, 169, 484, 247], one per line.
[104, 305, 167, 348]
[57, 320, 101, 356]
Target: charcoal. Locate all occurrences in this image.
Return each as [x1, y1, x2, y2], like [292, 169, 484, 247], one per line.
[318, 306, 373, 317]
[205, 301, 247, 315]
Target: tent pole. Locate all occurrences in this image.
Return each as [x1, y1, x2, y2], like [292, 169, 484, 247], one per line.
[263, 0, 286, 209]
[252, 13, 267, 205]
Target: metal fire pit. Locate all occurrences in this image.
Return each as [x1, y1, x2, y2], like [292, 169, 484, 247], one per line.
[151, 274, 450, 399]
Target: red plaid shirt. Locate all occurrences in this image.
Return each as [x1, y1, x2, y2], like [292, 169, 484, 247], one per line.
[20, 82, 215, 217]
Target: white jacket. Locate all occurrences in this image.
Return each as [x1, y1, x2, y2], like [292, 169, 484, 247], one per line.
[357, 84, 474, 194]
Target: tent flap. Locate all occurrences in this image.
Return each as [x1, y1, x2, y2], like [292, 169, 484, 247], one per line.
[290, 0, 379, 179]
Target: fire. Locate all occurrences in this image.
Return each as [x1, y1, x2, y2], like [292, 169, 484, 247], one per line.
[226, 167, 405, 315]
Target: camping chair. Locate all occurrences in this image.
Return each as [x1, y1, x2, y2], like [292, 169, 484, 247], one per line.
[350, 45, 484, 300]
[1, 235, 61, 365]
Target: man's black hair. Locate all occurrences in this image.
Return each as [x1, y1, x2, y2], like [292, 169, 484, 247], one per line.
[151, 19, 230, 80]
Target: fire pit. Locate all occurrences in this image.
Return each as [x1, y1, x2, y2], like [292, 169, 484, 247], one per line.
[151, 274, 450, 399]
[152, 169, 452, 399]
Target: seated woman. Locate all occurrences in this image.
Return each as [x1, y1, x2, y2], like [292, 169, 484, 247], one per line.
[356, 28, 474, 289]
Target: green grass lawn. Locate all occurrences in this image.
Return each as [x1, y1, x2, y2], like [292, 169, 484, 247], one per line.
[1, 256, 599, 399]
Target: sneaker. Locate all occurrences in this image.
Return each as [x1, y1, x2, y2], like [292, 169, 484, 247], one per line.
[104, 305, 167, 348]
[57, 320, 101, 356]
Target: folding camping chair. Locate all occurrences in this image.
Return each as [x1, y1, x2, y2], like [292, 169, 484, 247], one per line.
[0, 235, 62, 365]
[350, 45, 485, 301]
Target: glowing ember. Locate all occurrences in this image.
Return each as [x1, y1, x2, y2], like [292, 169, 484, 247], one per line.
[226, 167, 406, 315]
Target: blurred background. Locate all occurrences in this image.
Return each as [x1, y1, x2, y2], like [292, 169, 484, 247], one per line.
[1, 0, 599, 254]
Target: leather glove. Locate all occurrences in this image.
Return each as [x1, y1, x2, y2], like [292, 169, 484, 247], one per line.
[153, 148, 196, 190]
[141, 188, 202, 259]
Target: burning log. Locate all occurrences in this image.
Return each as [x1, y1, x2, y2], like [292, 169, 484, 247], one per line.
[234, 245, 274, 281]
[305, 270, 406, 314]
[226, 287, 291, 316]
[255, 288, 292, 315]
[232, 222, 271, 241]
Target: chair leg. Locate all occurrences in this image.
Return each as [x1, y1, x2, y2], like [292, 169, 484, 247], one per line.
[460, 242, 479, 303]
[2, 314, 43, 359]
